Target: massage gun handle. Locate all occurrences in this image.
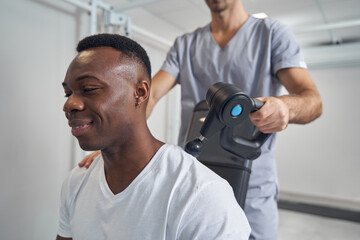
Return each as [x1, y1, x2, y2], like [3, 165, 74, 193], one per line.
[220, 127, 269, 160]
[252, 98, 264, 111]
[219, 97, 270, 160]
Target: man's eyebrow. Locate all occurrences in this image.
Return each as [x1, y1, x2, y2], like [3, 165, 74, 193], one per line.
[62, 75, 101, 87]
[75, 75, 100, 82]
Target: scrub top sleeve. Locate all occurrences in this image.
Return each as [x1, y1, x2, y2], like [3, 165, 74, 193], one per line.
[271, 21, 307, 75]
[161, 37, 182, 81]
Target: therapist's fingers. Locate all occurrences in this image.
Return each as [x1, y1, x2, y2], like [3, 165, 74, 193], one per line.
[78, 150, 101, 168]
[249, 97, 289, 133]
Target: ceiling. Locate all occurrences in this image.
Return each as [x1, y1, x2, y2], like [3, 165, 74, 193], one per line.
[65, 0, 360, 66]
[98, 0, 360, 49]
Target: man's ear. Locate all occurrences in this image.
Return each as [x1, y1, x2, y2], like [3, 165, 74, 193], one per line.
[134, 80, 150, 106]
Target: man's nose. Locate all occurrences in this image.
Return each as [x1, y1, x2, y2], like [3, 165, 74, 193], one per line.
[63, 94, 85, 113]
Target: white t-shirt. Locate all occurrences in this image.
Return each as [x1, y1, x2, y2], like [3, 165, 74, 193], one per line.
[58, 144, 250, 239]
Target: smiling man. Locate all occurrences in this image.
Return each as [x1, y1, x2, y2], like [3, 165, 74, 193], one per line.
[56, 34, 250, 240]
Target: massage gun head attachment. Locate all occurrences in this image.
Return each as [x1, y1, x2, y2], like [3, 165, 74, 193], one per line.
[184, 136, 204, 158]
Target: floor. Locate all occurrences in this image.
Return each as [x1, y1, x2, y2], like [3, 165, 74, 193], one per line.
[278, 209, 360, 240]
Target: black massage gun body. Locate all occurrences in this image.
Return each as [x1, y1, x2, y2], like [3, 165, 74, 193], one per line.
[185, 82, 271, 208]
[185, 82, 270, 160]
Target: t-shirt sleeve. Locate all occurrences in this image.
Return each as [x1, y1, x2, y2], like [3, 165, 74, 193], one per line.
[57, 176, 72, 238]
[177, 180, 251, 240]
[160, 37, 182, 81]
[271, 21, 307, 74]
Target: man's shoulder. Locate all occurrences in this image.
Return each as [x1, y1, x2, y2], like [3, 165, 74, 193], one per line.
[159, 144, 229, 187]
[160, 144, 237, 198]
[161, 146, 251, 239]
[62, 155, 101, 195]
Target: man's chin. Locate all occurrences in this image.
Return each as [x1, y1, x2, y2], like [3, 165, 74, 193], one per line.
[210, 6, 227, 13]
[77, 140, 101, 152]
[207, 1, 228, 13]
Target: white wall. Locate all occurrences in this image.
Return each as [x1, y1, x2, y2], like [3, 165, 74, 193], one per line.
[0, 1, 169, 239]
[276, 63, 360, 209]
[0, 1, 85, 239]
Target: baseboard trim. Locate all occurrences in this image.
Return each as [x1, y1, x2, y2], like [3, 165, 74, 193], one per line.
[278, 199, 360, 223]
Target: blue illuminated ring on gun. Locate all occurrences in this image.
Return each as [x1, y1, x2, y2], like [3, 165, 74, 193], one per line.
[231, 104, 243, 117]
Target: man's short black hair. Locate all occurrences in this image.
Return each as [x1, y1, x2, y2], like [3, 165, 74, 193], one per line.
[77, 33, 151, 79]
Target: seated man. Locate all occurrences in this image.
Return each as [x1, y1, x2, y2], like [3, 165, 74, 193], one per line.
[56, 33, 250, 240]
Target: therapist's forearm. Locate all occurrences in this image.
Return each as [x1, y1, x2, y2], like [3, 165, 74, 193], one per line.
[146, 97, 157, 119]
[278, 89, 322, 124]
[146, 70, 178, 119]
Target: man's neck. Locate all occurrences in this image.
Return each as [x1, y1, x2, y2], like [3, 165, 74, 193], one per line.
[210, 3, 249, 49]
[101, 130, 163, 194]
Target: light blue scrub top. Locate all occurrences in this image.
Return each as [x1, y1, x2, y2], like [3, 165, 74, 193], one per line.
[161, 16, 307, 197]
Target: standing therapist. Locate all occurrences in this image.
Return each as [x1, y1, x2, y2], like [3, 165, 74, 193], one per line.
[81, 0, 322, 239]
[148, 0, 322, 239]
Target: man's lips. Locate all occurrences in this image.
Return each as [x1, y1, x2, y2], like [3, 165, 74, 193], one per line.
[68, 120, 93, 137]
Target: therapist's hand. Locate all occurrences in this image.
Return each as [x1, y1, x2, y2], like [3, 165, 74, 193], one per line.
[78, 150, 101, 168]
[249, 97, 290, 134]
